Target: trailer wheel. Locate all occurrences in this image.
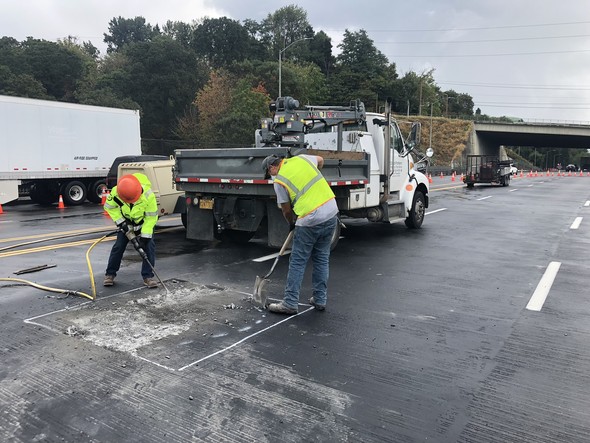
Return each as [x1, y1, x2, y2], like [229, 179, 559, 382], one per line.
[61, 181, 87, 206]
[405, 190, 425, 229]
[87, 180, 107, 203]
[30, 183, 59, 206]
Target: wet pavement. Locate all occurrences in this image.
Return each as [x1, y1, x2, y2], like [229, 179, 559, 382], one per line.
[2, 175, 590, 442]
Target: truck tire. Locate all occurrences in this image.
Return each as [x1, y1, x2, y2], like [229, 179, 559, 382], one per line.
[405, 190, 425, 229]
[61, 181, 87, 206]
[330, 220, 341, 251]
[87, 180, 108, 203]
[30, 182, 59, 206]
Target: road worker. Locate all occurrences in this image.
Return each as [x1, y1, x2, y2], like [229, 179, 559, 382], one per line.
[103, 173, 159, 288]
[262, 154, 338, 314]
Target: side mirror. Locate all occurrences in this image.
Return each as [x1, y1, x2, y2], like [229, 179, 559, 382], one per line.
[407, 122, 421, 147]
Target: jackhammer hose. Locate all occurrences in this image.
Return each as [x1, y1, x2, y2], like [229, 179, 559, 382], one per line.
[86, 230, 119, 299]
[0, 277, 93, 300]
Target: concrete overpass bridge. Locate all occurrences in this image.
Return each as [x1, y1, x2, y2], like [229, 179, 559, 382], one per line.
[469, 121, 590, 159]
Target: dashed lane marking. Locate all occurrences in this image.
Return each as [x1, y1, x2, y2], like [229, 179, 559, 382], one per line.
[584, 201, 590, 207]
[526, 261, 561, 311]
[477, 196, 492, 201]
[570, 217, 583, 230]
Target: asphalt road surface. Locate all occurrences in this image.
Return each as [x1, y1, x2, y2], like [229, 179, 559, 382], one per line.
[1, 173, 590, 442]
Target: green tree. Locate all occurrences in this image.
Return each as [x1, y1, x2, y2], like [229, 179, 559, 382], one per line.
[260, 5, 314, 60]
[100, 36, 209, 139]
[103, 16, 161, 53]
[162, 20, 195, 49]
[192, 17, 253, 68]
[330, 29, 393, 108]
[309, 31, 334, 76]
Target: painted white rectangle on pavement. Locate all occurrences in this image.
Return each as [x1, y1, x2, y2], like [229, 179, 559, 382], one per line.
[570, 217, 583, 230]
[584, 201, 590, 207]
[526, 261, 561, 311]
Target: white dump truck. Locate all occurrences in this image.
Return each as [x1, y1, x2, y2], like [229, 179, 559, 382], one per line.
[174, 97, 432, 248]
[0, 95, 141, 205]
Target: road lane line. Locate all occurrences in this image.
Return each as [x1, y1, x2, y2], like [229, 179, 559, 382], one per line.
[584, 201, 590, 207]
[178, 306, 314, 371]
[477, 196, 492, 201]
[509, 189, 518, 192]
[570, 217, 583, 230]
[526, 261, 561, 311]
[426, 208, 447, 215]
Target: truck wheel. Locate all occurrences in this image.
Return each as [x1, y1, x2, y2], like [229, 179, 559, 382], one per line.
[405, 190, 425, 229]
[61, 181, 87, 206]
[330, 220, 341, 251]
[30, 183, 59, 206]
[87, 180, 107, 203]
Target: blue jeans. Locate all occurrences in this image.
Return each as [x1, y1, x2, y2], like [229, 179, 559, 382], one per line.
[283, 216, 337, 309]
[105, 231, 156, 279]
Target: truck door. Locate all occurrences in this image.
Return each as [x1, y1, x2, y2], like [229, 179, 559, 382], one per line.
[388, 123, 406, 192]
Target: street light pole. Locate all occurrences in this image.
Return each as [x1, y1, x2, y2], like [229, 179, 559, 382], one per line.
[278, 37, 312, 98]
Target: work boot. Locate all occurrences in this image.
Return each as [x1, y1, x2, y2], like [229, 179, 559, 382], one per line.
[103, 275, 115, 286]
[267, 301, 297, 315]
[309, 297, 326, 311]
[143, 277, 158, 289]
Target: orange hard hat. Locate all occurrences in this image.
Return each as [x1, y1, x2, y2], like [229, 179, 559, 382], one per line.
[117, 174, 142, 203]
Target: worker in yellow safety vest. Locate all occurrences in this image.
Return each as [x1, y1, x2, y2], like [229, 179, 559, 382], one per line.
[103, 173, 159, 288]
[261, 154, 339, 314]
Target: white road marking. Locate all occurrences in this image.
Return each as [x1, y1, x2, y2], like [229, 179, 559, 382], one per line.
[426, 208, 447, 215]
[477, 196, 492, 201]
[509, 189, 518, 192]
[526, 261, 561, 311]
[584, 201, 590, 207]
[570, 217, 583, 229]
[178, 306, 314, 371]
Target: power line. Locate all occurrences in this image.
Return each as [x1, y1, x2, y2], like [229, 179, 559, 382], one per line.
[374, 34, 590, 44]
[324, 20, 590, 33]
[388, 48, 590, 58]
[439, 81, 590, 91]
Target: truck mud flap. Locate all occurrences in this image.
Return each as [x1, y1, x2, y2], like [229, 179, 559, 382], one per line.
[213, 197, 265, 233]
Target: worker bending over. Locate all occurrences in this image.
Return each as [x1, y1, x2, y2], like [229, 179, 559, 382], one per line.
[103, 173, 159, 288]
[262, 154, 338, 314]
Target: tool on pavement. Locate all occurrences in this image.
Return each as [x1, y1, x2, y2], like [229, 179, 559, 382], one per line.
[124, 228, 169, 292]
[253, 230, 294, 308]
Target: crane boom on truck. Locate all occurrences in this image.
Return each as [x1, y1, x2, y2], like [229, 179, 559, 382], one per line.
[174, 97, 432, 248]
[0, 95, 141, 206]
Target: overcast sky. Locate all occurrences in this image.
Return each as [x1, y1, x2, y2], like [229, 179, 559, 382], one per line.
[2, 0, 590, 122]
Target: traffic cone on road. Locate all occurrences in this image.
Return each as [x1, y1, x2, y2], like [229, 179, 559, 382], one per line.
[428, 173, 433, 184]
[57, 195, 65, 209]
[451, 172, 456, 182]
[0, 203, 3, 214]
[440, 172, 444, 179]
[100, 190, 108, 206]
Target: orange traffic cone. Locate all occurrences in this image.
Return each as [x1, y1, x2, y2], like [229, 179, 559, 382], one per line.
[428, 173, 433, 184]
[451, 172, 456, 182]
[440, 172, 444, 179]
[0, 203, 3, 214]
[100, 190, 108, 206]
[580, 170, 584, 177]
[57, 195, 65, 209]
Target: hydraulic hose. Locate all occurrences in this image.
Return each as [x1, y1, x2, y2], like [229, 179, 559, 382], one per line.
[0, 277, 93, 300]
[86, 230, 119, 299]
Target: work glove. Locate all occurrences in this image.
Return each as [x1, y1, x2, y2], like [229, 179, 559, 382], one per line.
[117, 221, 129, 233]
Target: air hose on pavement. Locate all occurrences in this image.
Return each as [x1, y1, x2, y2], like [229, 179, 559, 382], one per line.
[0, 230, 119, 301]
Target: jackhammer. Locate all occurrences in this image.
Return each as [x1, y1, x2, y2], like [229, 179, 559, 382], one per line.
[121, 224, 169, 292]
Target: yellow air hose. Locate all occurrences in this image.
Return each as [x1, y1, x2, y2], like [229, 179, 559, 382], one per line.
[0, 230, 118, 301]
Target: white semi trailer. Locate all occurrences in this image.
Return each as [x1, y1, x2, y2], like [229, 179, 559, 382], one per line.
[0, 95, 141, 205]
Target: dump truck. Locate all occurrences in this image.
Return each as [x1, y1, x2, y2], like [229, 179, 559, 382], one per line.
[174, 97, 432, 248]
[463, 155, 512, 187]
[0, 95, 141, 205]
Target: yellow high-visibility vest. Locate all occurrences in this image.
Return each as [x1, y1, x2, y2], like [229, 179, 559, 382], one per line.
[274, 156, 335, 218]
[104, 173, 158, 237]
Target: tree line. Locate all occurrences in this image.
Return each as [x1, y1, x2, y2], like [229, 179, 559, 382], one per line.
[1, 5, 479, 155]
